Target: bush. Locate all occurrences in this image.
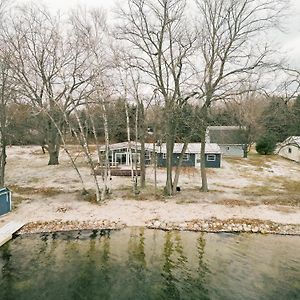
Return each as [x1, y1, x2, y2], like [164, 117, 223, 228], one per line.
[255, 135, 276, 155]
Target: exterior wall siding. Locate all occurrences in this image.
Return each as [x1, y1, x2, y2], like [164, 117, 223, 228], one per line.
[157, 153, 195, 167]
[278, 145, 300, 163]
[106, 146, 221, 168]
[220, 145, 244, 157]
[205, 154, 221, 168]
[157, 153, 220, 168]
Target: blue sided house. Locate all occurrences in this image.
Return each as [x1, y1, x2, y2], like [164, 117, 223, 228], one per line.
[102, 142, 221, 168]
[156, 143, 221, 168]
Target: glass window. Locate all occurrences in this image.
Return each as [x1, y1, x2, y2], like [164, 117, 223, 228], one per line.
[145, 151, 151, 160]
[183, 153, 189, 161]
[207, 154, 216, 162]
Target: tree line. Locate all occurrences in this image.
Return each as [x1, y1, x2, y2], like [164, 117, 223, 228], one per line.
[0, 0, 299, 200]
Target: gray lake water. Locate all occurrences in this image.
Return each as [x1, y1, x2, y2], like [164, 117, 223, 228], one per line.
[0, 228, 299, 300]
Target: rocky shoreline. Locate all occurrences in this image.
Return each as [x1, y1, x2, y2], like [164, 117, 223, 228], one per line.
[17, 217, 300, 236]
[146, 218, 300, 235]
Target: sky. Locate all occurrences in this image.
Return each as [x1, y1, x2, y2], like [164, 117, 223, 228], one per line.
[16, 0, 300, 68]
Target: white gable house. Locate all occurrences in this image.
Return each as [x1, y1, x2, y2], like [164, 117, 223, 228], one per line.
[277, 136, 300, 163]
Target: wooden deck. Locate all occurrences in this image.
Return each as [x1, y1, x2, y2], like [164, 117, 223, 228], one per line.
[0, 221, 25, 247]
[94, 167, 141, 176]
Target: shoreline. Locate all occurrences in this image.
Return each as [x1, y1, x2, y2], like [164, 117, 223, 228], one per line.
[16, 218, 300, 236]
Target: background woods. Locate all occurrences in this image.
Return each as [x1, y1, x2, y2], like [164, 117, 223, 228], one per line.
[0, 0, 299, 200]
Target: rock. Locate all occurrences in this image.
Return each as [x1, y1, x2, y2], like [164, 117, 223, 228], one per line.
[202, 223, 209, 230]
[179, 223, 187, 230]
[160, 222, 167, 229]
[193, 223, 200, 230]
[252, 227, 259, 233]
[245, 225, 251, 232]
[153, 220, 161, 228]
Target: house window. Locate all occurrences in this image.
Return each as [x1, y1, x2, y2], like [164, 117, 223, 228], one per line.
[145, 151, 151, 160]
[207, 154, 216, 162]
[162, 153, 167, 159]
[183, 153, 189, 161]
[288, 148, 292, 154]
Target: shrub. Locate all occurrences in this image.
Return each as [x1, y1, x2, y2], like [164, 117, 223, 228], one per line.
[255, 135, 276, 155]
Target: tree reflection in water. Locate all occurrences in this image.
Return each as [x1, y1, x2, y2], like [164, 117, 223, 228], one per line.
[0, 229, 299, 300]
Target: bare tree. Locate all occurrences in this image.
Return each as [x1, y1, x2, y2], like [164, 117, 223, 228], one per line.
[124, 68, 148, 190]
[0, 51, 14, 188]
[194, 0, 287, 191]
[116, 0, 196, 195]
[0, 0, 13, 188]
[3, 4, 97, 165]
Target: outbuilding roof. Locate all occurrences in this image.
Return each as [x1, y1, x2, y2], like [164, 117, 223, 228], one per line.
[207, 126, 246, 145]
[281, 136, 300, 148]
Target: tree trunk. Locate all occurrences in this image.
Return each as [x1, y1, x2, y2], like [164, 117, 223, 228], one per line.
[48, 146, 59, 165]
[139, 101, 146, 188]
[101, 97, 111, 200]
[172, 142, 188, 194]
[165, 107, 175, 196]
[243, 144, 248, 158]
[165, 134, 174, 196]
[72, 106, 101, 202]
[153, 142, 157, 198]
[46, 119, 61, 165]
[200, 130, 208, 192]
[125, 100, 137, 194]
[0, 140, 6, 188]
[0, 104, 6, 188]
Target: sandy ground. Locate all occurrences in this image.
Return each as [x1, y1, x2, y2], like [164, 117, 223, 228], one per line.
[1, 145, 300, 228]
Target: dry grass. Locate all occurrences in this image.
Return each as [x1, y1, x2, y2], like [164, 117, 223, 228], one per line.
[215, 183, 238, 189]
[118, 185, 166, 201]
[9, 185, 64, 197]
[225, 154, 277, 169]
[12, 195, 29, 209]
[241, 178, 300, 207]
[176, 198, 199, 204]
[262, 196, 300, 207]
[214, 199, 259, 207]
[282, 180, 300, 193]
[242, 184, 275, 197]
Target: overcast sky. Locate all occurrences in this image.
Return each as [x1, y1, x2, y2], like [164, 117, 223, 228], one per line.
[16, 0, 300, 67]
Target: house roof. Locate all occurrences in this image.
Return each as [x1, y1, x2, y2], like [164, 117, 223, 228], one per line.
[207, 126, 246, 145]
[157, 143, 221, 154]
[102, 142, 221, 154]
[100, 142, 132, 151]
[281, 136, 300, 148]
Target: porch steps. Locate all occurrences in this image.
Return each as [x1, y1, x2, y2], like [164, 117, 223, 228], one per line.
[0, 221, 25, 247]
